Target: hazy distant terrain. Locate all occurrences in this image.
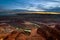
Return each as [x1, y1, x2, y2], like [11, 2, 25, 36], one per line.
[0, 12, 60, 23]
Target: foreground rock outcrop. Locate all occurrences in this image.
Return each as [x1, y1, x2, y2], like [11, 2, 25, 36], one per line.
[0, 22, 60, 40]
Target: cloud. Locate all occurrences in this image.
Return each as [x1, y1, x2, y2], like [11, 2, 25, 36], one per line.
[25, 0, 60, 11]
[54, 0, 60, 2]
[26, 7, 45, 11]
[1, 0, 60, 11]
[16, 6, 45, 11]
[15, 0, 60, 11]
[39, 2, 60, 9]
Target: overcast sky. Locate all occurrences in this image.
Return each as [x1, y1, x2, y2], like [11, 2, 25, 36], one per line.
[0, 0, 60, 11]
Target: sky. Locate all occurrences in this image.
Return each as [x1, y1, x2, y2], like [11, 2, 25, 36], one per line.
[0, 0, 60, 11]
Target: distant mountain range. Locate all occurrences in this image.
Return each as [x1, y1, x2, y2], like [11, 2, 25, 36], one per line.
[46, 7, 60, 12]
[0, 9, 34, 13]
[0, 8, 60, 16]
[0, 9, 30, 15]
[0, 7, 60, 13]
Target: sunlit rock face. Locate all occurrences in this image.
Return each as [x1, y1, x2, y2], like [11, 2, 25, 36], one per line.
[0, 23, 18, 35]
